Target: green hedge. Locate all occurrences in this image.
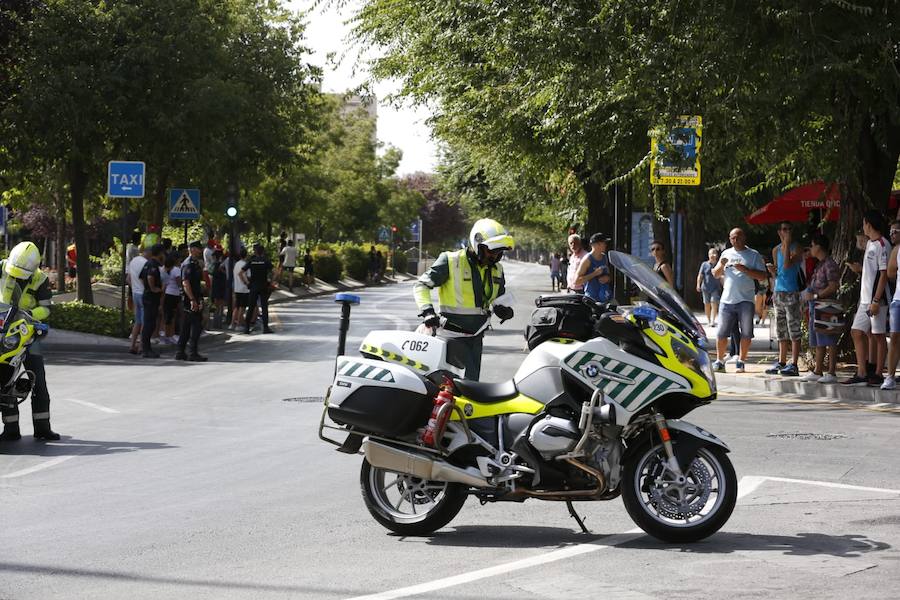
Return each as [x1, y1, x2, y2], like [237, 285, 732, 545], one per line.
[392, 251, 408, 275]
[312, 249, 343, 283]
[337, 244, 369, 281]
[47, 301, 130, 338]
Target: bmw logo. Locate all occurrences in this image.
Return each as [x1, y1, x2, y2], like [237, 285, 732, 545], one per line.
[584, 362, 600, 379]
[463, 404, 473, 417]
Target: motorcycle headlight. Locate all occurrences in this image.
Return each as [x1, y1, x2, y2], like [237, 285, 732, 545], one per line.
[671, 337, 715, 390]
[3, 332, 21, 350]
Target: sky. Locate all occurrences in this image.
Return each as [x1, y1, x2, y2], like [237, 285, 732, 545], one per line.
[290, 0, 439, 175]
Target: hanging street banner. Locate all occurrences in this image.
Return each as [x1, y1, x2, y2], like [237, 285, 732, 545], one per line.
[650, 116, 702, 186]
[168, 188, 201, 220]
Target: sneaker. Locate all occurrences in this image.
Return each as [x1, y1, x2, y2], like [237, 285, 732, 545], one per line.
[867, 374, 885, 387]
[880, 376, 897, 390]
[779, 363, 799, 377]
[818, 373, 837, 384]
[712, 360, 726, 373]
[725, 354, 739, 365]
[841, 374, 868, 386]
[801, 372, 822, 382]
[765, 362, 786, 375]
[734, 361, 745, 373]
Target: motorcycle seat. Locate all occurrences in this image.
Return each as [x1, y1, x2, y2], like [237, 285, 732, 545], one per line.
[452, 378, 519, 404]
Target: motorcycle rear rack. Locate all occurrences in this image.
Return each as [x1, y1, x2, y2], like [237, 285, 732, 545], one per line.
[317, 401, 474, 457]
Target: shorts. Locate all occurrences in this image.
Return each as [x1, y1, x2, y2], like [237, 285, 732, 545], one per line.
[717, 301, 755, 340]
[808, 301, 837, 347]
[164, 294, 180, 325]
[551, 270, 561, 280]
[851, 302, 887, 335]
[773, 291, 802, 341]
[132, 292, 144, 326]
[702, 289, 721, 304]
[235, 292, 249, 307]
[890, 300, 900, 334]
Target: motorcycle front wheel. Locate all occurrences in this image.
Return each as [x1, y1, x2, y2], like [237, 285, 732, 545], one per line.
[622, 443, 737, 543]
[360, 458, 469, 536]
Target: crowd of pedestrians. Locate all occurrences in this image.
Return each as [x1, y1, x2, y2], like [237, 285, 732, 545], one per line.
[124, 234, 316, 361]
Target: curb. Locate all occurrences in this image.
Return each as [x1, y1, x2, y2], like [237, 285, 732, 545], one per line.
[716, 372, 900, 406]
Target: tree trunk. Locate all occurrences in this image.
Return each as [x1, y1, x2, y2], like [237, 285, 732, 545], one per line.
[55, 190, 66, 295]
[67, 159, 93, 304]
[582, 172, 616, 236]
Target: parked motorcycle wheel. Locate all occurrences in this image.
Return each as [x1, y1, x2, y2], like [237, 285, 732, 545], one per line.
[622, 443, 736, 543]
[360, 458, 468, 536]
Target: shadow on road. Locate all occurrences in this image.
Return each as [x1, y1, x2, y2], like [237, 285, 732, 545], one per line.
[0, 561, 360, 597]
[412, 525, 603, 549]
[619, 531, 891, 558]
[0, 437, 176, 457]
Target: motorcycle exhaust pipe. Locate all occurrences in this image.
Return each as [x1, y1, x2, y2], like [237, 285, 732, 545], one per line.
[364, 440, 490, 488]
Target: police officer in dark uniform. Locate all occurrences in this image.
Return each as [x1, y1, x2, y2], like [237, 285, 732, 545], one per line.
[176, 241, 207, 362]
[139, 244, 165, 358]
[243, 243, 274, 334]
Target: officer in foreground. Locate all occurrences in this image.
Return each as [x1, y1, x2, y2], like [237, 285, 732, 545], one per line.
[0, 242, 60, 441]
[413, 218, 515, 380]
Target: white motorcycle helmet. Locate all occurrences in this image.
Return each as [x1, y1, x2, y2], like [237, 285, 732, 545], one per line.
[469, 218, 515, 264]
[5, 241, 41, 280]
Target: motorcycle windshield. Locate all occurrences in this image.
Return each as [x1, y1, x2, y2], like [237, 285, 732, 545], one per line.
[608, 251, 707, 345]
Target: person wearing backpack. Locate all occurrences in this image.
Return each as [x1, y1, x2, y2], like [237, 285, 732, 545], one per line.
[765, 221, 804, 377]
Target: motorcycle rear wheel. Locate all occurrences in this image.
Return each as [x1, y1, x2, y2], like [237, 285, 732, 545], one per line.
[360, 458, 468, 536]
[622, 444, 736, 543]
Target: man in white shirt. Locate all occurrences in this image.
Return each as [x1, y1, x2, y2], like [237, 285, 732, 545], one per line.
[843, 210, 891, 386]
[230, 247, 250, 330]
[565, 234, 587, 293]
[280, 240, 298, 291]
[126, 245, 150, 354]
[711, 228, 768, 373]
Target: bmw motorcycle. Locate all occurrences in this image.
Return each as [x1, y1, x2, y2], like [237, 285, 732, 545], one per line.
[319, 251, 736, 542]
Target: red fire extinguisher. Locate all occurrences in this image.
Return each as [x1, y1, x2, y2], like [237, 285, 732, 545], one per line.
[420, 383, 455, 447]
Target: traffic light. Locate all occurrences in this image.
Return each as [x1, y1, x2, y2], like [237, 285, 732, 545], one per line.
[391, 225, 398, 233]
[225, 183, 238, 219]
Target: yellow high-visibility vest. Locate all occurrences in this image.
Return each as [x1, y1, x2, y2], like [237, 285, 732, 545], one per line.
[437, 249, 503, 315]
[0, 261, 50, 321]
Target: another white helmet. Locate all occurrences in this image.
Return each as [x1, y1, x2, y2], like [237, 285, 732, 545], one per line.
[6, 241, 41, 279]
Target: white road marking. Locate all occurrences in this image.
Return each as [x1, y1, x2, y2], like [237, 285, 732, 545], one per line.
[63, 398, 120, 414]
[348, 474, 898, 600]
[1, 455, 77, 479]
[755, 475, 900, 495]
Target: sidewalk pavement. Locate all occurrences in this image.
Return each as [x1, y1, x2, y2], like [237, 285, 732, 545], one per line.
[45, 273, 417, 354]
[698, 312, 900, 407]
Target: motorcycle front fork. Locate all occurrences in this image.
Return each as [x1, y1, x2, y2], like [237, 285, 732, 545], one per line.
[650, 411, 685, 478]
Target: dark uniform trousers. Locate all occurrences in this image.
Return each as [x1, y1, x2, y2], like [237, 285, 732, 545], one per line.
[1, 353, 52, 429]
[445, 335, 484, 380]
[141, 296, 160, 354]
[178, 307, 203, 356]
[246, 286, 270, 330]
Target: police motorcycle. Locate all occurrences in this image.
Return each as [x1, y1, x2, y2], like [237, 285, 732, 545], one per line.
[0, 291, 49, 417]
[319, 251, 736, 542]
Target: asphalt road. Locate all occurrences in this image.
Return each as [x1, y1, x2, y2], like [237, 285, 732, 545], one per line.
[2, 261, 899, 599]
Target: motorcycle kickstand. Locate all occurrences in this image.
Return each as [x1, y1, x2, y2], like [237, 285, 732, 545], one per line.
[565, 500, 590, 534]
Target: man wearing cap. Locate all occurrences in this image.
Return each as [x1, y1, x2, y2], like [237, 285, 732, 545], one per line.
[575, 232, 613, 303]
[243, 243, 275, 334]
[176, 241, 207, 361]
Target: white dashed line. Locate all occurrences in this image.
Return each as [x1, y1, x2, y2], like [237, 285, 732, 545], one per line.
[63, 398, 120, 414]
[1, 455, 77, 479]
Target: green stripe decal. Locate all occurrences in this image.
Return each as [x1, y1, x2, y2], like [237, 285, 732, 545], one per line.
[620, 375, 657, 407]
[344, 363, 361, 376]
[357, 366, 375, 378]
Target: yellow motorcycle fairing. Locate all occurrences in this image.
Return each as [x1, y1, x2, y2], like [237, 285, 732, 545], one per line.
[632, 314, 714, 399]
[449, 393, 544, 420]
[0, 317, 34, 364]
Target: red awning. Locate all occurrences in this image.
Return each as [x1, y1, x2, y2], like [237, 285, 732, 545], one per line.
[745, 182, 841, 225]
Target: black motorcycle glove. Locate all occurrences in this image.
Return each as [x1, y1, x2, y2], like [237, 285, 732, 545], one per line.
[493, 305, 514, 323]
[419, 307, 441, 329]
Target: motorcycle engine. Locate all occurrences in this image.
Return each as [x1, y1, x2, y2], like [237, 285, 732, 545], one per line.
[528, 415, 580, 460]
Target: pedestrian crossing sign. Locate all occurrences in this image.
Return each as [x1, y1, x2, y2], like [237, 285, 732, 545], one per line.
[169, 188, 201, 220]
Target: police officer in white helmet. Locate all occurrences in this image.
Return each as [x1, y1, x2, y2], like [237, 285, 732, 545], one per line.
[413, 218, 515, 380]
[0, 241, 60, 441]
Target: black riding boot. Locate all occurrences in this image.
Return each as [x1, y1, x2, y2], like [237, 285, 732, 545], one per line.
[1, 422, 21, 441]
[33, 419, 60, 441]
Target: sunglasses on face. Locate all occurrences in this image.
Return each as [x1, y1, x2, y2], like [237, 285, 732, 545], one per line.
[650, 247, 662, 252]
[891, 229, 900, 235]
[779, 227, 791, 231]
